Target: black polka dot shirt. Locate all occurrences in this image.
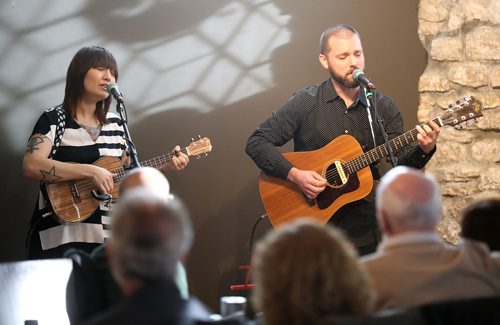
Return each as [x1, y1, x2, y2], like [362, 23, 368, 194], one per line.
[246, 78, 434, 180]
[245, 78, 435, 249]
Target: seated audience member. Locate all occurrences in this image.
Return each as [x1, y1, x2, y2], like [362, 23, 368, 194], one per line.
[92, 167, 189, 304]
[66, 167, 190, 324]
[77, 188, 208, 325]
[252, 218, 375, 325]
[461, 198, 500, 251]
[361, 166, 500, 311]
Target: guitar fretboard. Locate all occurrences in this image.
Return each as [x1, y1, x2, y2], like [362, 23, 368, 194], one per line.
[345, 117, 441, 174]
[112, 148, 189, 183]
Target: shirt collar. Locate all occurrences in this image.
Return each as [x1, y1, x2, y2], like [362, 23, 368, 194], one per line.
[378, 231, 441, 252]
[324, 78, 369, 107]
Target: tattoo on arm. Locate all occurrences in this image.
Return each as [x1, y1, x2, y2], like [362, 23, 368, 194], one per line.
[26, 135, 46, 154]
[39, 166, 63, 183]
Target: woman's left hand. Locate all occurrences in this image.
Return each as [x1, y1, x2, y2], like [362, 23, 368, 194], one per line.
[162, 145, 189, 172]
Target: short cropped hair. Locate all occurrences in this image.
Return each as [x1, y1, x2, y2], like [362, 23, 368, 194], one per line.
[320, 24, 361, 54]
[110, 189, 193, 285]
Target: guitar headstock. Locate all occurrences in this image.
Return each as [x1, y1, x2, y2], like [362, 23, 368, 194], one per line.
[439, 96, 483, 128]
[186, 136, 212, 158]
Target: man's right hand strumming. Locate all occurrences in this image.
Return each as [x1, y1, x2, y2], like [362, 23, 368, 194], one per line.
[287, 167, 327, 199]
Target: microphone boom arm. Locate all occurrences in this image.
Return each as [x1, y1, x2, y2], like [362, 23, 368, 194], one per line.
[116, 101, 141, 170]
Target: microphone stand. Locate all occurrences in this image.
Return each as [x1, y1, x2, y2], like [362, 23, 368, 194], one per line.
[364, 87, 377, 149]
[115, 100, 141, 170]
[365, 86, 397, 167]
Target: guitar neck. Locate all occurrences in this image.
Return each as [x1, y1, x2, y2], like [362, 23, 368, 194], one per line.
[347, 117, 442, 173]
[111, 137, 212, 185]
[141, 147, 189, 169]
[112, 148, 189, 184]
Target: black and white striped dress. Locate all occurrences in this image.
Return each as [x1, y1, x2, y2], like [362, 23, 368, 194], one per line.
[27, 107, 127, 259]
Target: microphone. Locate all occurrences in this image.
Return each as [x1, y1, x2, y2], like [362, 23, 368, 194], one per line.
[352, 69, 376, 89]
[107, 83, 124, 103]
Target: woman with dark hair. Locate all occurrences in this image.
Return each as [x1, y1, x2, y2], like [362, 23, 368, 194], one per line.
[23, 46, 189, 259]
[461, 198, 500, 251]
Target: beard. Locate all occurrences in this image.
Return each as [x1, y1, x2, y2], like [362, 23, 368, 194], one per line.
[330, 68, 359, 89]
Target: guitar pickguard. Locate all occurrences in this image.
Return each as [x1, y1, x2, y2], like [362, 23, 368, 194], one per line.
[317, 172, 360, 210]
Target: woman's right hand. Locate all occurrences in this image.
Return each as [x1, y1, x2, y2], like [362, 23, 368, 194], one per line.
[88, 164, 115, 194]
[23, 133, 115, 193]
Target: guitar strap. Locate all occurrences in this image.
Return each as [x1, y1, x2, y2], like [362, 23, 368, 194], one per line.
[49, 105, 67, 159]
[26, 106, 67, 257]
[40, 105, 67, 217]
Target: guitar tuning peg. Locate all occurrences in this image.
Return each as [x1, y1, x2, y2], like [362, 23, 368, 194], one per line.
[474, 118, 480, 124]
[191, 137, 195, 142]
[196, 154, 201, 160]
[454, 124, 463, 130]
[198, 135, 201, 139]
[466, 120, 474, 127]
[204, 152, 208, 157]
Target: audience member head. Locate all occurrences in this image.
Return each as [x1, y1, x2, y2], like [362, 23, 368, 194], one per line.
[376, 166, 441, 236]
[120, 166, 172, 201]
[108, 189, 193, 295]
[252, 219, 374, 324]
[461, 198, 500, 251]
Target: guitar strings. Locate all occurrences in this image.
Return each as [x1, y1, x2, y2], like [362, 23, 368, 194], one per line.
[70, 147, 190, 195]
[321, 119, 437, 184]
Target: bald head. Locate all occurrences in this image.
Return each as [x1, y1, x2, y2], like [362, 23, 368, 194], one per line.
[120, 167, 171, 201]
[386, 171, 435, 203]
[376, 166, 442, 234]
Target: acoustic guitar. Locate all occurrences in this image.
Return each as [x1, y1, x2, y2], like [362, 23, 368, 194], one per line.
[259, 97, 483, 227]
[46, 137, 212, 223]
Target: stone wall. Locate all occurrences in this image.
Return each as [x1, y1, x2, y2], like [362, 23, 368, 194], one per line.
[417, 0, 500, 243]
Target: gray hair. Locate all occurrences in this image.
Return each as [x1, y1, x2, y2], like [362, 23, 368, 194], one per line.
[320, 24, 361, 54]
[376, 166, 442, 232]
[110, 188, 193, 285]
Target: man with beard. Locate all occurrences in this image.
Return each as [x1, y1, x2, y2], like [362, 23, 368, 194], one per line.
[245, 24, 440, 255]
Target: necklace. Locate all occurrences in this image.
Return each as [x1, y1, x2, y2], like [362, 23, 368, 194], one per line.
[78, 123, 102, 141]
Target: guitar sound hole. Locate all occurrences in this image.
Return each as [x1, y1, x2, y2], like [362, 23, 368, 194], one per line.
[325, 164, 348, 187]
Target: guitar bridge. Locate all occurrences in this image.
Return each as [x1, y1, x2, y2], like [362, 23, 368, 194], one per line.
[70, 183, 81, 204]
[334, 161, 348, 184]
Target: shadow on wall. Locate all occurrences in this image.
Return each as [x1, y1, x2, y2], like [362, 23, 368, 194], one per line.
[120, 0, 424, 312]
[1, 0, 424, 313]
[85, 0, 231, 43]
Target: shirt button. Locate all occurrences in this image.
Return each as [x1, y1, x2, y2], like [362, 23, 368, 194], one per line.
[345, 130, 349, 134]
[345, 110, 348, 114]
